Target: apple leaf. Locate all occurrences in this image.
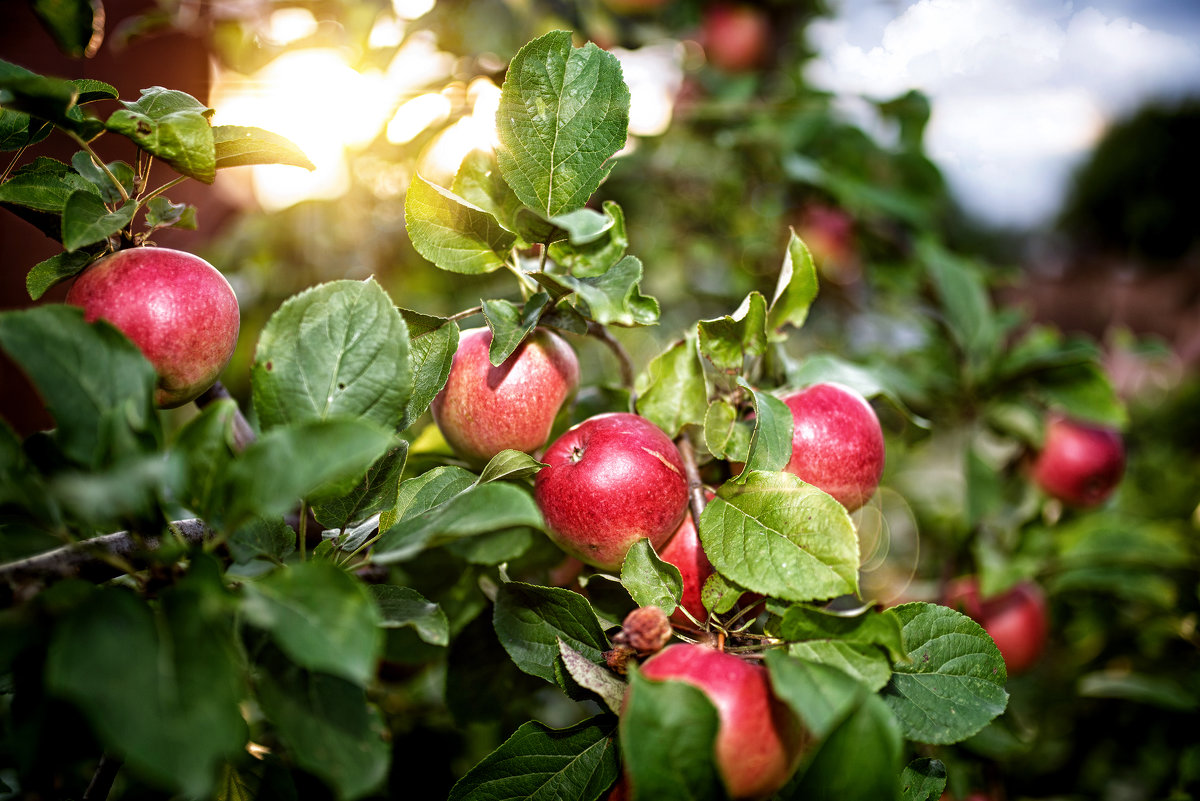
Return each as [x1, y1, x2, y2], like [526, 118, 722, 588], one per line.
[26, 249, 95, 300]
[167, 398, 240, 523]
[70, 152, 136, 204]
[764, 650, 869, 740]
[144, 196, 197, 231]
[496, 30, 629, 217]
[698, 291, 769, 373]
[212, 125, 314, 170]
[106, 100, 216, 184]
[701, 571, 752, 615]
[0, 107, 52, 152]
[476, 449, 548, 485]
[0, 305, 159, 468]
[370, 585, 449, 647]
[61, 191, 136, 251]
[768, 232, 819, 336]
[447, 715, 620, 801]
[0, 70, 78, 126]
[634, 336, 708, 438]
[227, 516, 296, 565]
[784, 691, 903, 801]
[30, 0, 104, 58]
[548, 200, 628, 276]
[45, 572, 246, 799]
[880, 602, 1010, 745]
[222, 418, 395, 528]
[1034, 361, 1127, 428]
[398, 308, 459, 431]
[699, 471, 859, 603]
[920, 238, 996, 376]
[550, 255, 659, 327]
[620, 538, 683, 614]
[493, 581, 609, 685]
[252, 278, 412, 431]
[734, 379, 794, 478]
[483, 293, 548, 365]
[452, 147, 559, 243]
[898, 758, 947, 801]
[254, 647, 389, 801]
[703, 399, 753, 462]
[313, 441, 408, 530]
[0, 157, 97, 211]
[406, 174, 516, 274]
[620, 668, 725, 801]
[241, 560, 381, 686]
[786, 641, 892, 692]
[558, 640, 627, 715]
[775, 605, 906, 662]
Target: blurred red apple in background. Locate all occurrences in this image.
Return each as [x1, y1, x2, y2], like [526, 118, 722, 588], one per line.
[944, 576, 1048, 675]
[700, 4, 770, 72]
[1031, 415, 1125, 507]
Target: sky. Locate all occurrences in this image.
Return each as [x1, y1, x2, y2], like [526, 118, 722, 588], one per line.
[805, 0, 1200, 227]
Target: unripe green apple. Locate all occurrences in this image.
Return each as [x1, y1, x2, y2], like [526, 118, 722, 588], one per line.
[65, 247, 240, 408]
[780, 382, 885, 511]
[534, 413, 688, 571]
[624, 643, 808, 800]
[944, 576, 1048, 676]
[431, 327, 579, 464]
[1031, 416, 1125, 507]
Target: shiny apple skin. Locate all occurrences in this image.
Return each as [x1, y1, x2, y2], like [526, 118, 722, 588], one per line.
[431, 327, 579, 464]
[944, 577, 1049, 676]
[534, 413, 688, 571]
[1031, 416, 1125, 507]
[65, 247, 240, 408]
[627, 643, 808, 800]
[780, 382, 885, 512]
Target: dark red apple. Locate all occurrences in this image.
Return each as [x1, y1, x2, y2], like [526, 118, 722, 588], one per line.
[431, 326, 579, 464]
[623, 643, 808, 800]
[1031, 416, 1125, 507]
[65, 247, 240, 408]
[658, 503, 714, 627]
[944, 577, 1048, 676]
[534, 413, 688, 571]
[779, 382, 885, 512]
[700, 4, 770, 72]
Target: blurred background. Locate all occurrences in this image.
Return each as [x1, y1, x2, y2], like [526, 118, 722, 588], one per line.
[1, 1, 1198, 799]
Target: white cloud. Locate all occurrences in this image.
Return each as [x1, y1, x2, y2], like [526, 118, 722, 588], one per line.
[806, 0, 1200, 226]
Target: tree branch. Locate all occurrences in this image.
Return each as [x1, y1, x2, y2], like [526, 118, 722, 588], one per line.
[676, 435, 708, 535]
[587, 322, 635, 391]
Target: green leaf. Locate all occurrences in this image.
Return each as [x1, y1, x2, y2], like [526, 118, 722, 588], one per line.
[0, 305, 158, 467]
[255, 650, 389, 801]
[552, 255, 659, 327]
[736, 379, 793, 477]
[30, 0, 104, 57]
[70, 152, 135, 204]
[0, 109, 52, 152]
[898, 758, 947, 801]
[213, 125, 314, 170]
[547, 207, 615, 244]
[785, 640, 892, 692]
[786, 692, 902, 801]
[699, 471, 859, 603]
[764, 649, 869, 740]
[1077, 670, 1199, 712]
[476, 449, 548, 484]
[620, 668, 725, 801]
[698, 291, 769, 372]
[0, 71, 78, 125]
[881, 602, 1009, 745]
[703, 399, 752, 462]
[483, 293, 548, 365]
[224, 418, 395, 527]
[398, 308, 459, 430]
[558, 640, 627, 715]
[701, 571, 750, 615]
[493, 581, 609, 684]
[920, 239, 996, 373]
[452, 147, 557, 242]
[0, 157, 98, 225]
[634, 336, 708, 438]
[252, 279, 412, 431]
[26, 249, 94, 300]
[548, 200, 628, 276]
[768, 232, 820, 336]
[370, 585, 449, 647]
[145, 196, 197, 230]
[448, 716, 620, 801]
[71, 78, 118, 104]
[61, 190, 135, 251]
[620, 538, 683, 615]
[776, 605, 906, 663]
[45, 574, 246, 798]
[1035, 362, 1127, 428]
[405, 173, 516, 274]
[242, 560, 381, 685]
[105, 88, 216, 183]
[228, 516, 296, 565]
[167, 398, 239, 522]
[496, 30, 630, 217]
[313, 442, 408, 530]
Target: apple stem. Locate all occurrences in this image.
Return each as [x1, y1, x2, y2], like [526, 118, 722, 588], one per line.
[586, 322, 635, 391]
[676, 435, 708, 536]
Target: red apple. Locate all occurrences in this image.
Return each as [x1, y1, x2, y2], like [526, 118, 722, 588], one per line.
[623, 643, 808, 800]
[658, 502, 714, 627]
[601, 0, 670, 13]
[700, 4, 770, 72]
[534, 413, 688, 571]
[1031, 416, 1125, 507]
[65, 247, 240, 408]
[944, 577, 1048, 676]
[431, 327, 579, 463]
[779, 383, 885, 512]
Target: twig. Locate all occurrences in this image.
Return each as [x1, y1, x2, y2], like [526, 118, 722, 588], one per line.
[195, 381, 256, 451]
[587, 322, 635, 391]
[139, 175, 187, 205]
[83, 752, 123, 801]
[68, 131, 131, 204]
[0, 519, 213, 590]
[676, 435, 708, 536]
[443, 305, 483, 325]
